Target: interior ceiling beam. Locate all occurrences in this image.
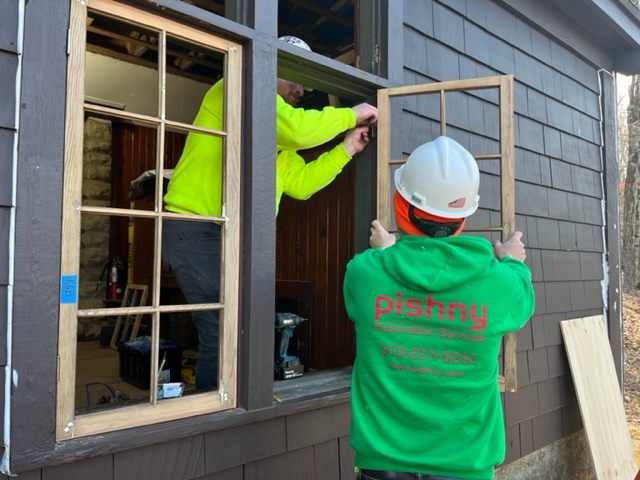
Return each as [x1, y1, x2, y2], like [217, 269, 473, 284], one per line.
[87, 44, 217, 84]
[313, 0, 353, 27]
[87, 26, 223, 71]
[285, 0, 353, 28]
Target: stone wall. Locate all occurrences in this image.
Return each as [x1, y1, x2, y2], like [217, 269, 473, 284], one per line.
[495, 430, 596, 480]
[78, 116, 112, 340]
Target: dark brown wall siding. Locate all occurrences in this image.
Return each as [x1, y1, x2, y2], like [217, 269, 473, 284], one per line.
[24, 405, 354, 480]
[399, 0, 608, 465]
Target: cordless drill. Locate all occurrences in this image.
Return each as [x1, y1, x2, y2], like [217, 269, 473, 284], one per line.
[274, 312, 307, 380]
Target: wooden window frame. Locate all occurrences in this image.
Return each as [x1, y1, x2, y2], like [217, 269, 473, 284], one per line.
[376, 75, 518, 393]
[57, 0, 242, 440]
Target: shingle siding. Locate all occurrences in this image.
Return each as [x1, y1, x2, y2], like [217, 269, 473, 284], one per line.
[0, 130, 14, 207]
[0, 53, 17, 129]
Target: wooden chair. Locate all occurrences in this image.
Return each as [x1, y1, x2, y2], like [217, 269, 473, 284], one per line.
[109, 284, 149, 349]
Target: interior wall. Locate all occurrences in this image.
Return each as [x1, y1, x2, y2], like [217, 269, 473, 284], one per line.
[275, 142, 357, 370]
[85, 52, 210, 124]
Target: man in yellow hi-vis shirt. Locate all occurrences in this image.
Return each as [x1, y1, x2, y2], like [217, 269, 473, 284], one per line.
[163, 36, 378, 389]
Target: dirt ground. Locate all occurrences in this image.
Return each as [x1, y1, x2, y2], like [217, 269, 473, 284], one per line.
[624, 289, 640, 464]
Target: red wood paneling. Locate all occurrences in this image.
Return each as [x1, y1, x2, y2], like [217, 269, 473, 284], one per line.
[111, 123, 185, 287]
[276, 146, 357, 369]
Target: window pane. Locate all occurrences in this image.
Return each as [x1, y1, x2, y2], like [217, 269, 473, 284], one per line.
[165, 35, 224, 124]
[85, 13, 160, 118]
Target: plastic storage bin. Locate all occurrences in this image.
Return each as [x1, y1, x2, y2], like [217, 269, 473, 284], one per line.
[117, 336, 184, 389]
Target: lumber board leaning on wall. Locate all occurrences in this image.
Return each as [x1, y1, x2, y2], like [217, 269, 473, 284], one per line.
[561, 315, 638, 479]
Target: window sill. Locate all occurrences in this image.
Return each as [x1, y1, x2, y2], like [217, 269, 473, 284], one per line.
[273, 367, 352, 403]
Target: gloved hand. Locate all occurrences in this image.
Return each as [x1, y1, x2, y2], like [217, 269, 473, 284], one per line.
[369, 220, 396, 249]
[494, 231, 526, 261]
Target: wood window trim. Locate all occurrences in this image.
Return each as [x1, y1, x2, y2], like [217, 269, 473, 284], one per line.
[376, 75, 519, 393]
[57, 0, 242, 440]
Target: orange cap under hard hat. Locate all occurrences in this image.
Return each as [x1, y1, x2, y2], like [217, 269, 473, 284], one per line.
[393, 190, 466, 237]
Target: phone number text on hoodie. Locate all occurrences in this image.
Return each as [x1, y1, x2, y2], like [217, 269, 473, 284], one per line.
[380, 344, 476, 366]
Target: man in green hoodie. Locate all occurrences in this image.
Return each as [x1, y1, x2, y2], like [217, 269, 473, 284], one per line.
[162, 35, 378, 390]
[343, 136, 535, 480]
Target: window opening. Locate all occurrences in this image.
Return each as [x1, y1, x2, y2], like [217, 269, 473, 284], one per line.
[272, 1, 385, 402]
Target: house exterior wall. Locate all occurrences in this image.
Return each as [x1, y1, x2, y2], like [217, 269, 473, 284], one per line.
[0, 0, 21, 468]
[0, 0, 628, 478]
[397, 0, 614, 466]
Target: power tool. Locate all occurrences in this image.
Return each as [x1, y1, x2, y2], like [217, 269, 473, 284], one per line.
[274, 312, 307, 380]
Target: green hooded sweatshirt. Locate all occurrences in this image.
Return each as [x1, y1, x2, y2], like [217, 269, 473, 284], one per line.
[164, 79, 356, 216]
[343, 235, 534, 480]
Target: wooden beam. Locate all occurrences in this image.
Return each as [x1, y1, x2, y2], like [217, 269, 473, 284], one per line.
[561, 315, 638, 479]
[286, 0, 353, 28]
[87, 25, 224, 70]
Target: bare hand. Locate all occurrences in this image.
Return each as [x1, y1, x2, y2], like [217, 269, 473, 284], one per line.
[352, 103, 379, 126]
[494, 231, 526, 261]
[370, 220, 396, 249]
[343, 125, 370, 157]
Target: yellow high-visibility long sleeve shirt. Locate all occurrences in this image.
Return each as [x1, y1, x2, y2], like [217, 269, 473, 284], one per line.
[164, 79, 357, 217]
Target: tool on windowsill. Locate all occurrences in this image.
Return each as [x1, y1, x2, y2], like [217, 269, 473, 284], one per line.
[274, 312, 307, 380]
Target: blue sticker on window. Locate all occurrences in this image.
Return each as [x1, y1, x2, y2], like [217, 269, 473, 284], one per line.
[60, 275, 78, 304]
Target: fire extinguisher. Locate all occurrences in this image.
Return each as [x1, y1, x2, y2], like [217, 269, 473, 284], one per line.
[97, 256, 124, 300]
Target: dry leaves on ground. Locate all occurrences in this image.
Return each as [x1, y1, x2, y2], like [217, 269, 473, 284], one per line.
[624, 289, 640, 464]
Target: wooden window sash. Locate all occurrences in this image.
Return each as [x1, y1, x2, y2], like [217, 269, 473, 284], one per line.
[57, 0, 242, 440]
[376, 75, 518, 393]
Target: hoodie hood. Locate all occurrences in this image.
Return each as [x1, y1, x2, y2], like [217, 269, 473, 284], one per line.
[378, 235, 494, 292]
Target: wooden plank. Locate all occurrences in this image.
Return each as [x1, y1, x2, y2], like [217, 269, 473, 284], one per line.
[560, 315, 638, 479]
[385, 75, 507, 98]
[220, 24, 242, 408]
[56, 0, 86, 441]
[376, 88, 391, 226]
[500, 74, 517, 393]
[237, 38, 276, 411]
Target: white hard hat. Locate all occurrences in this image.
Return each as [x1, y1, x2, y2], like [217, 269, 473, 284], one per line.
[278, 35, 312, 52]
[278, 36, 313, 91]
[394, 136, 480, 219]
